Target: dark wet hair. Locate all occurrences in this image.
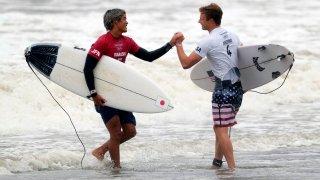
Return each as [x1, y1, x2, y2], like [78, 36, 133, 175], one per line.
[103, 8, 126, 31]
[199, 3, 223, 25]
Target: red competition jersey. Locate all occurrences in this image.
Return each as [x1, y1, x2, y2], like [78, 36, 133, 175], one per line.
[88, 32, 140, 63]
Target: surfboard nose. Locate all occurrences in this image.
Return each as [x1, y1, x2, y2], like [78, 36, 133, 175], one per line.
[25, 43, 60, 77]
[155, 96, 174, 112]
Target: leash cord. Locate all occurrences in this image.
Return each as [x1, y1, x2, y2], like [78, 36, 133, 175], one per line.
[26, 54, 86, 169]
[248, 64, 293, 94]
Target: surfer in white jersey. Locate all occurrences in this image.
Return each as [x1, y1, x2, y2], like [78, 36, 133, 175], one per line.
[174, 3, 243, 169]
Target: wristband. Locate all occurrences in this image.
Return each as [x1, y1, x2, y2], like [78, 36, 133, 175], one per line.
[90, 89, 97, 97]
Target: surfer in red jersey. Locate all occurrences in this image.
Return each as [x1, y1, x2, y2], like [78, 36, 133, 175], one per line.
[84, 8, 180, 169]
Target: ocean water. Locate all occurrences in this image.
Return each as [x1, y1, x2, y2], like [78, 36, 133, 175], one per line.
[1, 0, 320, 179]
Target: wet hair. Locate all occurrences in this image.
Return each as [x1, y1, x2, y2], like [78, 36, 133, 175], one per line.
[103, 8, 126, 31]
[199, 3, 223, 25]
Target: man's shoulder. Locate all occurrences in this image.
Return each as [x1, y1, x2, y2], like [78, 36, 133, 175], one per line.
[221, 27, 239, 38]
[198, 34, 216, 47]
[95, 33, 109, 42]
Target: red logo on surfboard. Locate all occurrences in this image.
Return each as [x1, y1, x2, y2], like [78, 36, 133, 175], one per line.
[156, 96, 169, 109]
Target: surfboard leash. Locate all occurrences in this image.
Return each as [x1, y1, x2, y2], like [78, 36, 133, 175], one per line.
[25, 51, 87, 169]
[248, 52, 294, 94]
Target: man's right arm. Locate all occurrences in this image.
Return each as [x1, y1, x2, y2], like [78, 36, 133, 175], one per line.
[176, 45, 202, 69]
[83, 54, 99, 96]
[83, 54, 106, 106]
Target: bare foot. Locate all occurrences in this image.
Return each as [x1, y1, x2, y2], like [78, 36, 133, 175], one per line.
[92, 148, 104, 161]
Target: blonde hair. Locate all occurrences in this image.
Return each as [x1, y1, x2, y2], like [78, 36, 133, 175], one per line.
[199, 3, 223, 25]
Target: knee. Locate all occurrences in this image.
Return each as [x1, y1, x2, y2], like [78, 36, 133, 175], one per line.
[122, 123, 137, 139]
[214, 127, 229, 139]
[127, 128, 137, 138]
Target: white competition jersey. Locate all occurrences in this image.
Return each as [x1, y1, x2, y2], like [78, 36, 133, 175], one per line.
[195, 27, 241, 83]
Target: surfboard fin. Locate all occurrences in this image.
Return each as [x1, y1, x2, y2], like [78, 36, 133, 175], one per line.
[272, 71, 281, 79]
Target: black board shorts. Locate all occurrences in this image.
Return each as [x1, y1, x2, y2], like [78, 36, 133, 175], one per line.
[95, 105, 136, 126]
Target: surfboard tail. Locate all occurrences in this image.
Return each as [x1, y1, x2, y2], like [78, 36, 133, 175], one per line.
[25, 43, 61, 78]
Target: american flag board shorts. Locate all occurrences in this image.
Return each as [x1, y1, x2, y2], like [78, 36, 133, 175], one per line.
[212, 80, 243, 127]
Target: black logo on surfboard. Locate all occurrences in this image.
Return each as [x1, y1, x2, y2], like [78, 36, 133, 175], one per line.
[74, 46, 86, 51]
[253, 57, 265, 71]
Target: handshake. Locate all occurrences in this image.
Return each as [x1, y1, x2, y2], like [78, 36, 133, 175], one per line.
[169, 32, 185, 47]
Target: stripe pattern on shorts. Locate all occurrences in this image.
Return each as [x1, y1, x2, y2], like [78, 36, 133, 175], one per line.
[212, 103, 237, 127]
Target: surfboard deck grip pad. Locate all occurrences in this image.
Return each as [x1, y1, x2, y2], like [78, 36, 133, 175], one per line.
[27, 45, 59, 77]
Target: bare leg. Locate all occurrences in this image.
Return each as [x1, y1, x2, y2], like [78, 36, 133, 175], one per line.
[92, 116, 137, 168]
[92, 123, 136, 160]
[121, 123, 136, 143]
[92, 141, 109, 161]
[215, 136, 224, 160]
[105, 115, 122, 168]
[214, 126, 235, 169]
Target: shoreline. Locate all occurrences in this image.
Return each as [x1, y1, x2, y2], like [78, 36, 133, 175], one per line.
[1, 145, 319, 179]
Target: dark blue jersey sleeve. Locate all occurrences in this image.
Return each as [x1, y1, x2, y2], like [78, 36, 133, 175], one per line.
[83, 54, 99, 93]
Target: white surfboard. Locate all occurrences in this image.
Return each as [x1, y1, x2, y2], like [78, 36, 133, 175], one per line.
[25, 43, 174, 113]
[190, 44, 294, 92]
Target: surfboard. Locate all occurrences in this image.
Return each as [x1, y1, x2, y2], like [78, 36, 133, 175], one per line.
[190, 44, 294, 92]
[25, 43, 174, 113]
